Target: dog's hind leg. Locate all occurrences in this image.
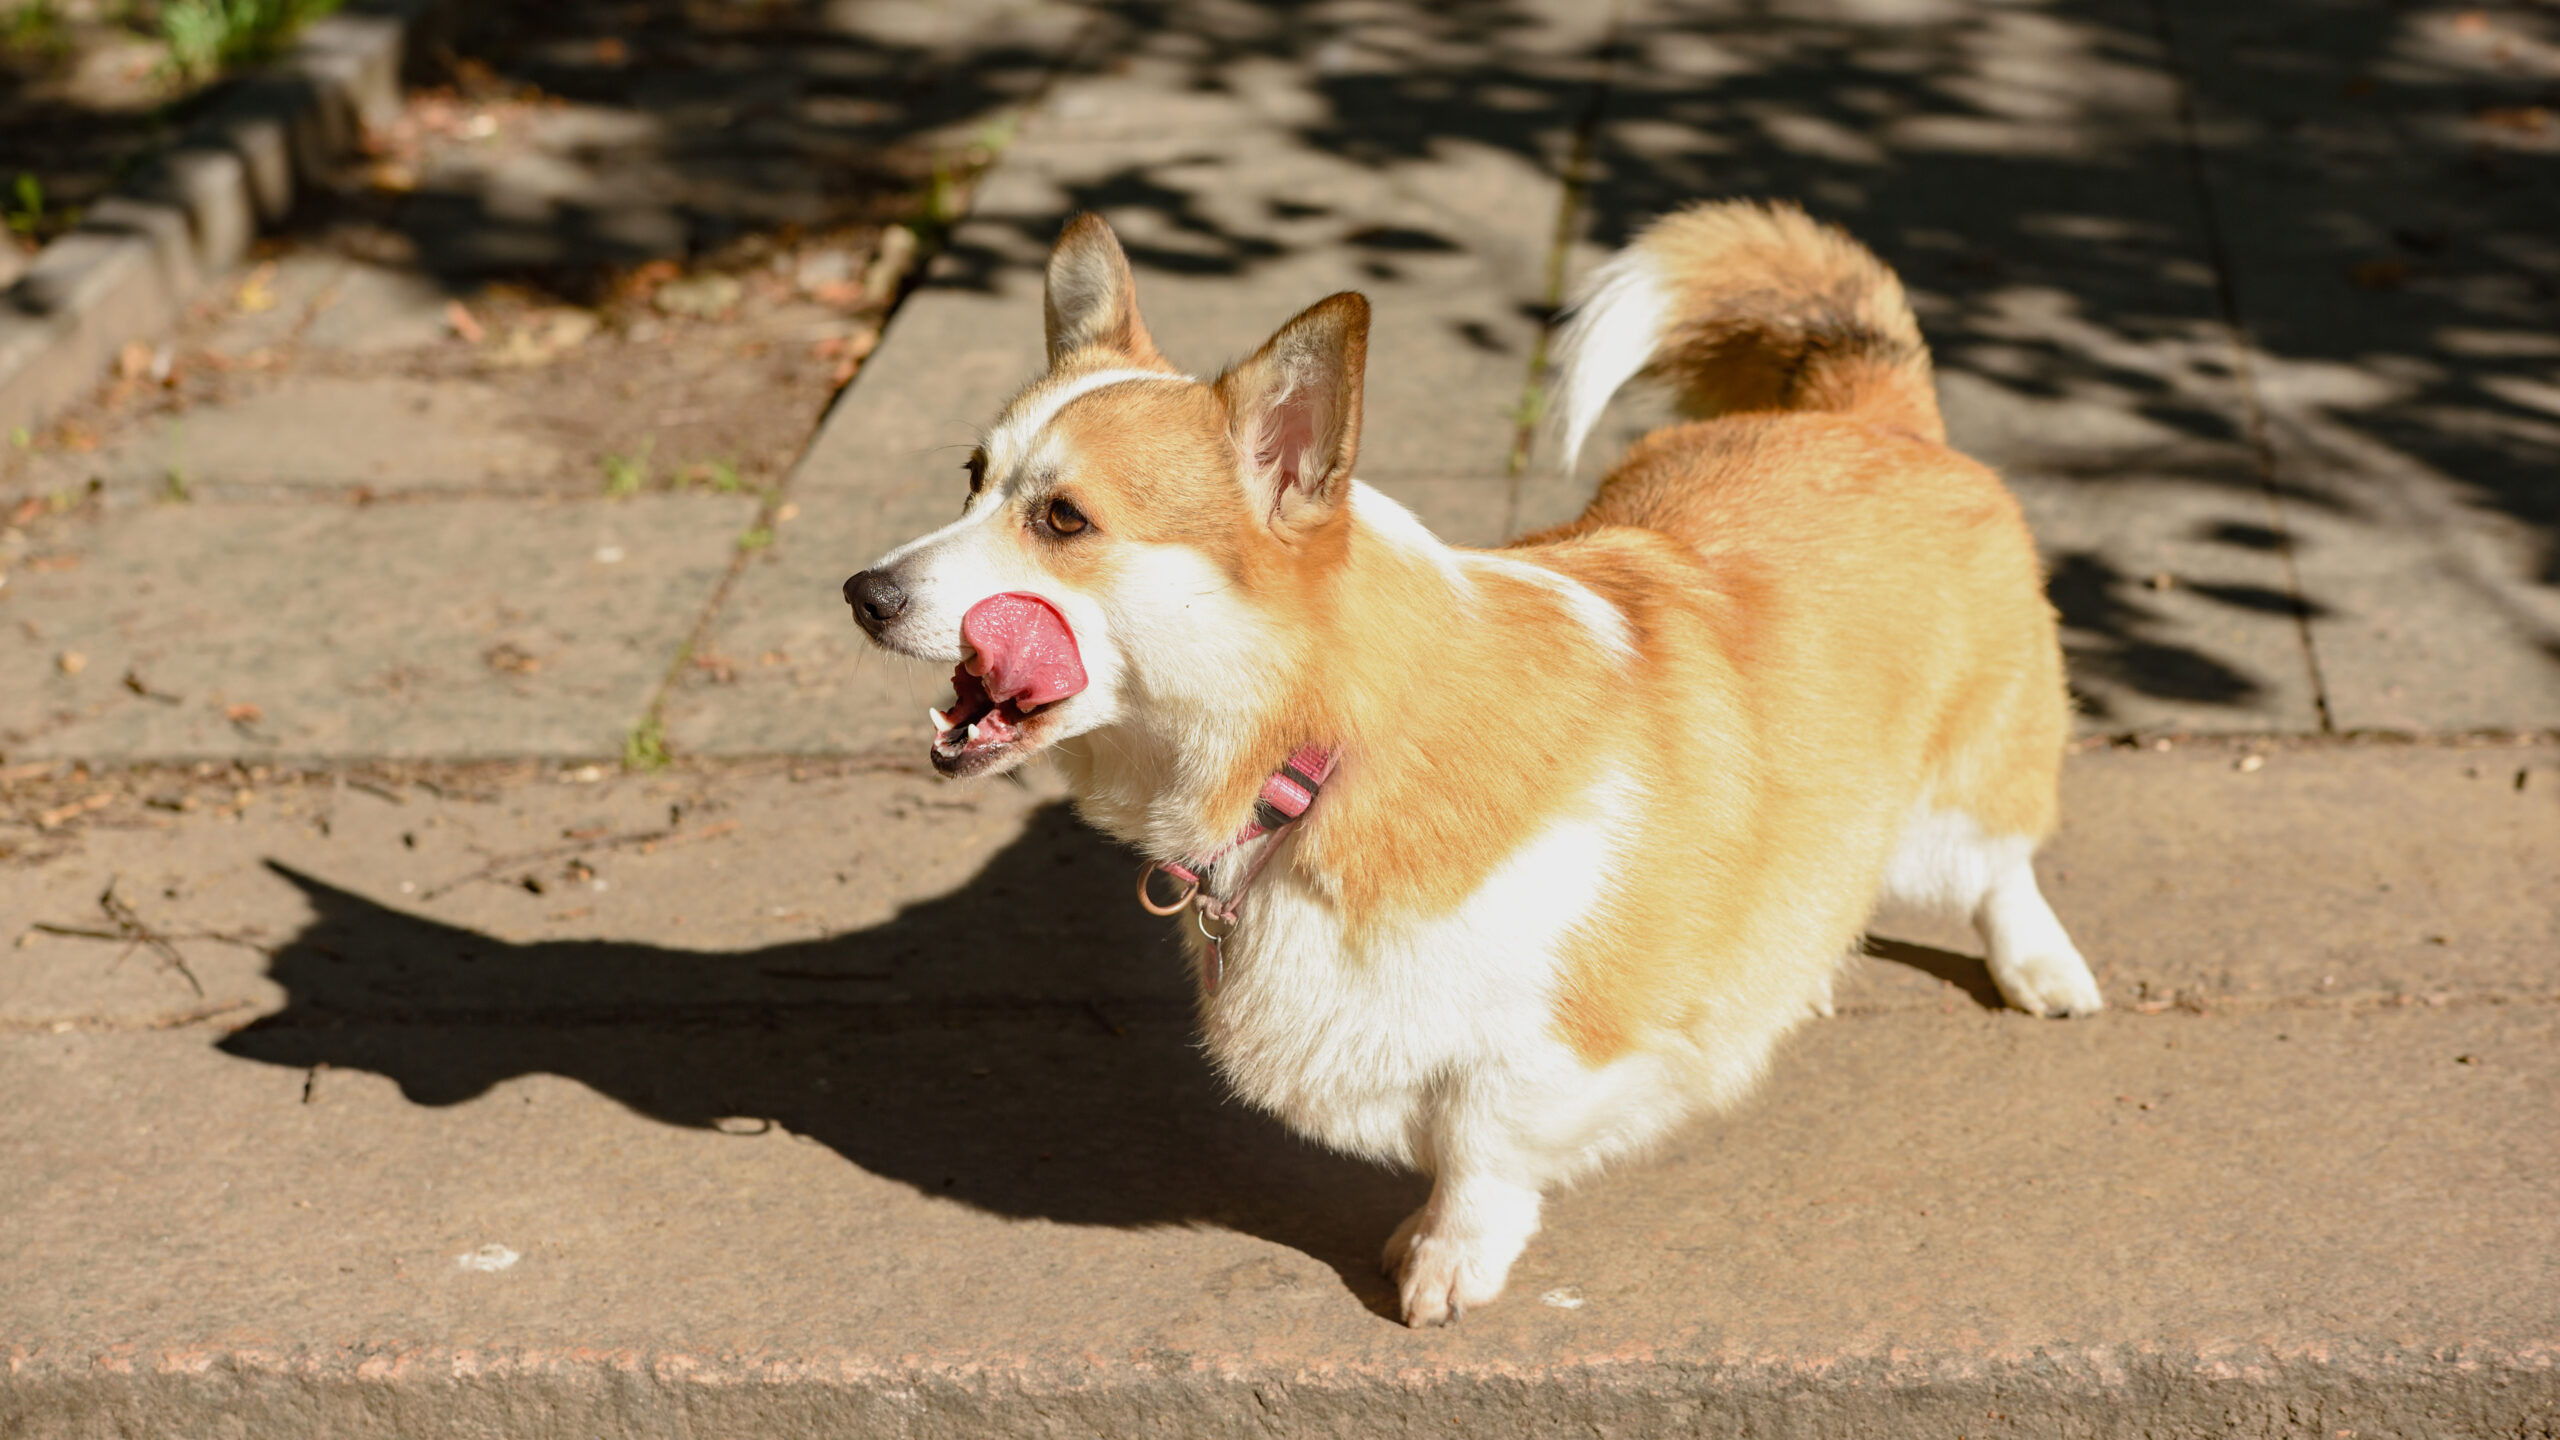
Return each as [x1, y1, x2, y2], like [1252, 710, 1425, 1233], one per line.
[1972, 844, 2103, 1016]
[1881, 810, 2103, 1017]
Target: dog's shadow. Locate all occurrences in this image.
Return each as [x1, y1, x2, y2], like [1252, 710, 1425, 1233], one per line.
[219, 803, 2007, 1318]
[219, 804, 1426, 1318]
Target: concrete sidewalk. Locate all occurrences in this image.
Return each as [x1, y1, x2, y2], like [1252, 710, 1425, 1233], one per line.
[2, 0, 2557, 1433]
[3, 743, 2556, 1436]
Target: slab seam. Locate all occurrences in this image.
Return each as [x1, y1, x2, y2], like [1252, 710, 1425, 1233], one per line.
[22, 986, 2555, 1035]
[2143, 0, 2337, 734]
[1501, 0, 1624, 536]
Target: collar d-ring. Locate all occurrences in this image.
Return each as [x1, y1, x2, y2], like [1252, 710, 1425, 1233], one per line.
[1137, 861, 1197, 916]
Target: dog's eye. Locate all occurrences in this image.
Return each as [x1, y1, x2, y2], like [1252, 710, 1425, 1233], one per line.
[962, 451, 988, 494]
[1043, 497, 1089, 536]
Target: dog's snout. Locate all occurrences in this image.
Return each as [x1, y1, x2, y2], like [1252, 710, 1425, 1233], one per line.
[845, 569, 909, 635]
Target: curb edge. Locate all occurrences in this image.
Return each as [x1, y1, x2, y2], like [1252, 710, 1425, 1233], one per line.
[0, 0, 466, 443]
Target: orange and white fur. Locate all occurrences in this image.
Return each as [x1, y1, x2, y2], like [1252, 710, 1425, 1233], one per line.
[845, 202, 2102, 1327]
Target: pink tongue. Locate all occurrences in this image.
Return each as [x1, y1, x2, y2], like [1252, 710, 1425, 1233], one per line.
[960, 593, 1087, 707]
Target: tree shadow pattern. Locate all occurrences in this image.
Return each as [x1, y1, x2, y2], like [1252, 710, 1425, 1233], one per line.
[13, 0, 2550, 709]
[932, 0, 2554, 715]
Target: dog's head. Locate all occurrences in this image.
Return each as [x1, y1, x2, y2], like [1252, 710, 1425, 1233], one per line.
[845, 215, 1370, 780]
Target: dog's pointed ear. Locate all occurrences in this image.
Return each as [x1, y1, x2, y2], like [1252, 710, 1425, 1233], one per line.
[1216, 291, 1368, 535]
[1044, 214, 1166, 369]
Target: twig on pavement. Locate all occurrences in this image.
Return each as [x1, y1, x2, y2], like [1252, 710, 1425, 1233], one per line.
[29, 879, 267, 999]
[419, 819, 738, 901]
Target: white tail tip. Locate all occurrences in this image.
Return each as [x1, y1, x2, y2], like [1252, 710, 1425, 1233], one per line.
[1544, 249, 1668, 473]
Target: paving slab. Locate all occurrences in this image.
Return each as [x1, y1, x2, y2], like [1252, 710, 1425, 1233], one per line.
[286, 257, 461, 359]
[1571, 0, 2329, 734]
[0, 494, 752, 763]
[0, 744, 2553, 1435]
[2160, 0, 2560, 731]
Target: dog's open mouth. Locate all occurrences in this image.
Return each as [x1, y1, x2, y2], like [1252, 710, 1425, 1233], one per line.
[930, 592, 1087, 775]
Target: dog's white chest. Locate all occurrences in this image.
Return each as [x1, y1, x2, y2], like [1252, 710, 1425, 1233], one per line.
[1194, 787, 1625, 1166]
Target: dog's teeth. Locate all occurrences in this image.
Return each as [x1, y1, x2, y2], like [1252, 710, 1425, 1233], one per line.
[928, 707, 952, 733]
[962, 722, 979, 744]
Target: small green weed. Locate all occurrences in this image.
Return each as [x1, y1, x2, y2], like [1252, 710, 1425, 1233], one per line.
[6, 173, 46, 237]
[1505, 380, 1547, 431]
[1, 2, 69, 63]
[687, 459, 742, 494]
[622, 714, 671, 772]
[920, 158, 963, 245]
[602, 438, 655, 497]
[969, 113, 1021, 161]
[736, 524, 774, 553]
[159, 0, 343, 82]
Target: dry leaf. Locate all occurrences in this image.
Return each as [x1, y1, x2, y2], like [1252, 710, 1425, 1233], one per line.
[2477, 105, 2549, 135]
[490, 308, 599, 367]
[236, 263, 278, 314]
[445, 300, 486, 344]
[653, 274, 742, 319]
[2351, 259, 2407, 291]
[36, 793, 112, 828]
[621, 259, 681, 301]
[485, 642, 542, 675]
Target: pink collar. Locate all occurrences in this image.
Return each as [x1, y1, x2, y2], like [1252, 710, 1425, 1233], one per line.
[1136, 743, 1336, 994]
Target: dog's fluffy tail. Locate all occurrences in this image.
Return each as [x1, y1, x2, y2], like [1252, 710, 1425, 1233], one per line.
[1544, 200, 1942, 470]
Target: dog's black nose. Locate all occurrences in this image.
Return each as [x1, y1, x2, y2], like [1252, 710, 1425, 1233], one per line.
[844, 570, 908, 635]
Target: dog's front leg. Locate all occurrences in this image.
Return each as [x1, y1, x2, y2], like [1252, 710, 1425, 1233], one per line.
[1380, 1126, 1545, 1327]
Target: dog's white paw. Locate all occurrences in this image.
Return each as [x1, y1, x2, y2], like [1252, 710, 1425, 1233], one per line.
[1380, 1196, 1535, 1328]
[1989, 946, 2105, 1017]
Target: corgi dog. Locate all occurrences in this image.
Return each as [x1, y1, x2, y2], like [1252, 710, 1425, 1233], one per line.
[844, 200, 2102, 1328]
